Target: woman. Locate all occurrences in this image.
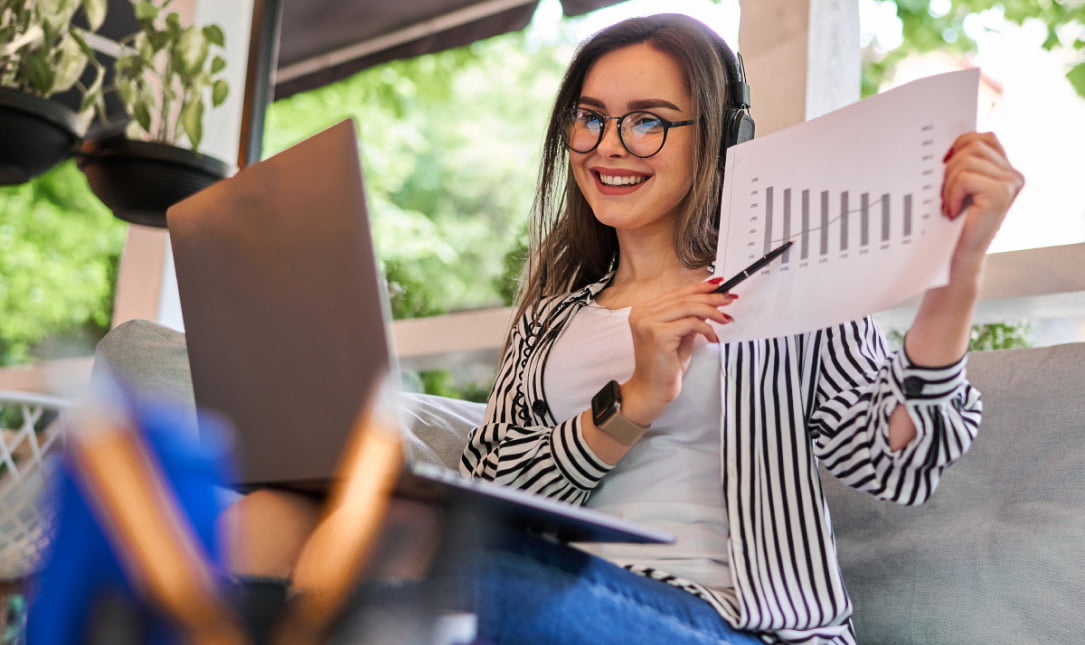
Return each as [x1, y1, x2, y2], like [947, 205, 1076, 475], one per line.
[460, 13, 1023, 645]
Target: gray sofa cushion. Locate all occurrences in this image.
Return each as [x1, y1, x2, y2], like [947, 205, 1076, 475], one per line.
[822, 342, 1085, 644]
[92, 319, 482, 471]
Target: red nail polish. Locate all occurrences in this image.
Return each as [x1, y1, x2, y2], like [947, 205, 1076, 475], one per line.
[942, 146, 954, 163]
[708, 277, 724, 285]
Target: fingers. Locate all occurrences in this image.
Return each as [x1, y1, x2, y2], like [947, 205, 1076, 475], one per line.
[941, 132, 1024, 218]
[645, 316, 723, 345]
[630, 288, 735, 330]
[634, 294, 734, 325]
[628, 289, 736, 352]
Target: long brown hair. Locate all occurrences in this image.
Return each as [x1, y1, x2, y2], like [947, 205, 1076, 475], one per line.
[513, 14, 733, 323]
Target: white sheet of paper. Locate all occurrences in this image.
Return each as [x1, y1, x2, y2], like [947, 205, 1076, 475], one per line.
[713, 69, 979, 342]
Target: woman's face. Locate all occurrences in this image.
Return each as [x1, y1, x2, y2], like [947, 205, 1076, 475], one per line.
[570, 43, 695, 237]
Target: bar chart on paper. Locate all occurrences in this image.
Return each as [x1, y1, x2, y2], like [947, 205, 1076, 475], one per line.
[714, 69, 979, 341]
[743, 136, 940, 267]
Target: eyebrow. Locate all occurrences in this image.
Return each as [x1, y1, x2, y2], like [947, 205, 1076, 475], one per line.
[577, 95, 684, 112]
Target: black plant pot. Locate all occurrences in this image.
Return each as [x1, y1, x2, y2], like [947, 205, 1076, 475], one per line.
[78, 137, 231, 227]
[0, 88, 84, 185]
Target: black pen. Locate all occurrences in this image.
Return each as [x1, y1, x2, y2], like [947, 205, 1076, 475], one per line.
[713, 240, 794, 293]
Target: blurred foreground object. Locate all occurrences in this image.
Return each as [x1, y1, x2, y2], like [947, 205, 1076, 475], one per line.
[27, 393, 247, 644]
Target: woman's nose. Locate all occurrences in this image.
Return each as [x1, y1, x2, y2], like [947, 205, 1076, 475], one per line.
[596, 119, 627, 157]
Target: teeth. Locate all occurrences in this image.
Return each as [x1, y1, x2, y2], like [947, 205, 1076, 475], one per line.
[599, 173, 647, 186]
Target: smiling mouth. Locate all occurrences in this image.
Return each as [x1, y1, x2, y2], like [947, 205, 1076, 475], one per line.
[597, 172, 649, 187]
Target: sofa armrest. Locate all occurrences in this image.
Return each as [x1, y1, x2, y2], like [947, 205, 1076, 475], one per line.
[822, 342, 1085, 643]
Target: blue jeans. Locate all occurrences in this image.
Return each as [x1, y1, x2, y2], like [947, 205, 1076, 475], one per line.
[465, 531, 764, 645]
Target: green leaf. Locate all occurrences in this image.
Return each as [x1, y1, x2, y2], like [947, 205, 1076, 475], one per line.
[177, 26, 208, 75]
[38, 0, 68, 16]
[51, 35, 87, 94]
[40, 0, 79, 34]
[211, 78, 228, 106]
[27, 55, 54, 95]
[148, 30, 170, 53]
[1041, 27, 1060, 51]
[82, 0, 107, 31]
[202, 24, 225, 48]
[138, 34, 155, 61]
[134, 1, 158, 21]
[133, 100, 152, 133]
[68, 27, 97, 58]
[166, 11, 182, 32]
[114, 55, 140, 79]
[210, 55, 226, 74]
[181, 99, 204, 150]
[1067, 62, 1085, 100]
[116, 77, 136, 106]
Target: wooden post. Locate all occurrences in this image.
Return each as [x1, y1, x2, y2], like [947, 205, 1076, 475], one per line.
[739, 0, 859, 135]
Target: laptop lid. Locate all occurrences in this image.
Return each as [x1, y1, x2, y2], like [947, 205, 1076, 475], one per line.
[169, 120, 390, 489]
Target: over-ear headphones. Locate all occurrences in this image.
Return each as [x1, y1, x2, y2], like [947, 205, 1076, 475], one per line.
[716, 39, 755, 168]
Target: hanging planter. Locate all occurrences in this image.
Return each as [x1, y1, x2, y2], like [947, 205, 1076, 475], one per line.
[77, 136, 230, 228]
[73, 0, 233, 226]
[0, 0, 107, 184]
[0, 88, 84, 185]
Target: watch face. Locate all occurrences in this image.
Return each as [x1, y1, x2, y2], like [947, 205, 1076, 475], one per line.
[591, 380, 621, 426]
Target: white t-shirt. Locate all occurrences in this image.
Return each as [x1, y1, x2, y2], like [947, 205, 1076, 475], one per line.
[543, 301, 732, 593]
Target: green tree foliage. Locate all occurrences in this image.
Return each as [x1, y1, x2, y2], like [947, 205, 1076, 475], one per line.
[968, 320, 1031, 350]
[265, 31, 569, 320]
[0, 161, 126, 366]
[867, 0, 1085, 98]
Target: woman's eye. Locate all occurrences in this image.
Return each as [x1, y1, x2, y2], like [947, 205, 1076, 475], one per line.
[630, 115, 663, 131]
[579, 112, 603, 129]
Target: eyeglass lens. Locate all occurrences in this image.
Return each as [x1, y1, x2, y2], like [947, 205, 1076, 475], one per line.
[564, 108, 670, 158]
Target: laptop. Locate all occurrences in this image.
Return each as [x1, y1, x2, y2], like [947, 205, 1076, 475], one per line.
[166, 119, 670, 545]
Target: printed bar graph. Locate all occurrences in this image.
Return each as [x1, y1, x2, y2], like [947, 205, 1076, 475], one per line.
[752, 187, 918, 263]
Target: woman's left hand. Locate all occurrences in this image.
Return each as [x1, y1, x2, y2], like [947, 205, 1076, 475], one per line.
[941, 132, 1025, 275]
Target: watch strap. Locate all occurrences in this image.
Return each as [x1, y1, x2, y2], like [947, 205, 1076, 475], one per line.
[597, 410, 649, 446]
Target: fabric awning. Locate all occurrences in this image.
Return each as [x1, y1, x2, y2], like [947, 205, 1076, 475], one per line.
[273, 0, 623, 99]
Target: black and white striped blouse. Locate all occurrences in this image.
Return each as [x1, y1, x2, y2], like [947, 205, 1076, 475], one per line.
[460, 274, 982, 644]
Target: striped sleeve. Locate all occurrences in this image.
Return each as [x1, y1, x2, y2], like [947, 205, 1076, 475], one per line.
[807, 317, 982, 506]
[459, 299, 613, 505]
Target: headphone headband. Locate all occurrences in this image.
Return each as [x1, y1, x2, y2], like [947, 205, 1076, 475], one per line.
[715, 38, 754, 167]
[718, 42, 751, 109]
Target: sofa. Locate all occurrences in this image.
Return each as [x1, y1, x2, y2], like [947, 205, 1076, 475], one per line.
[90, 319, 1085, 643]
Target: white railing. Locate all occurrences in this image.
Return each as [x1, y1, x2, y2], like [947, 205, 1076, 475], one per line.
[0, 391, 69, 581]
[2, 243, 1085, 397]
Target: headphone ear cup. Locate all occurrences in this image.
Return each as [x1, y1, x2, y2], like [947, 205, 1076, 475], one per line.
[718, 108, 755, 171]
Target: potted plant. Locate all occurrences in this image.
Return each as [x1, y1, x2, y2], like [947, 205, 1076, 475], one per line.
[0, 0, 107, 184]
[78, 0, 231, 227]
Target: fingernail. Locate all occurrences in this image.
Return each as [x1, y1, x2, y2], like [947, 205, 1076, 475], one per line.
[723, 314, 734, 323]
[942, 146, 954, 163]
[708, 277, 724, 285]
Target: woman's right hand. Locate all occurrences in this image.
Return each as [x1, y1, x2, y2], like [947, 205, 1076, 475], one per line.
[620, 278, 735, 426]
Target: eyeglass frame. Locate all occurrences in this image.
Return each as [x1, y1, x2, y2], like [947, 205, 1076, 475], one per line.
[560, 106, 697, 159]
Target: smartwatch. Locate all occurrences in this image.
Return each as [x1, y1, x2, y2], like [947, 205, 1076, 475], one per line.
[590, 380, 649, 446]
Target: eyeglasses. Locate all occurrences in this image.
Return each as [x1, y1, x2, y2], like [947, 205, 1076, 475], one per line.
[560, 107, 696, 158]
